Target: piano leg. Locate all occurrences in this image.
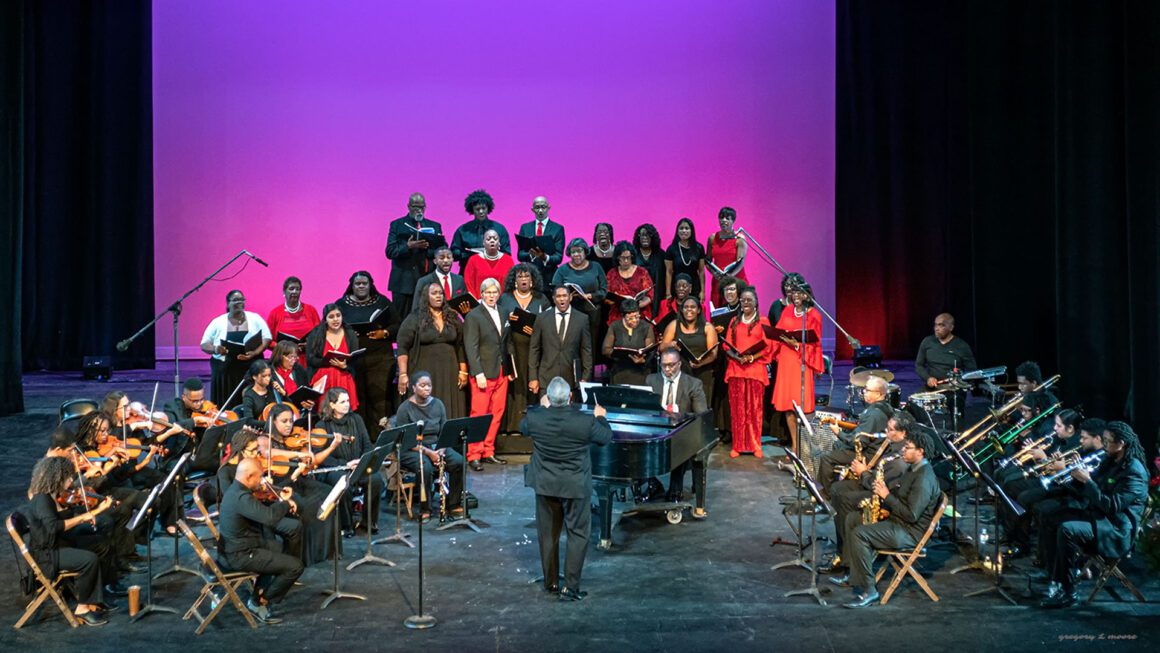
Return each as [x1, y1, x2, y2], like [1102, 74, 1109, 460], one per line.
[597, 488, 614, 551]
[691, 456, 708, 519]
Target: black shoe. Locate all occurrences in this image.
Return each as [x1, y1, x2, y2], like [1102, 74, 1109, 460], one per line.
[76, 611, 109, 626]
[94, 602, 120, 614]
[558, 587, 588, 602]
[829, 574, 851, 588]
[370, 525, 380, 535]
[843, 589, 880, 608]
[342, 529, 356, 539]
[544, 583, 560, 594]
[469, 460, 484, 472]
[245, 598, 283, 625]
[118, 562, 146, 574]
[1040, 586, 1077, 609]
[103, 583, 129, 598]
[483, 456, 507, 465]
[818, 557, 847, 574]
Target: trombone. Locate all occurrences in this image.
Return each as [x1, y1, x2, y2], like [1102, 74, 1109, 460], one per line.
[971, 402, 1061, 466]
[996, 433, 1055, 469]
[951, 374, 1060, 450]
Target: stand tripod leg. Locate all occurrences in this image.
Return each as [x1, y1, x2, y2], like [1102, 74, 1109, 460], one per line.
[133, 521, 178, 621]
[782, 500, 829, 605]
[347, 511, 397, 570]
[154, 480, 202, 581]
[321, 511, 366, 609]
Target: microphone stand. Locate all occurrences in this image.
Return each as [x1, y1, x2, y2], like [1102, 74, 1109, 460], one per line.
[117, 250, 263, 397]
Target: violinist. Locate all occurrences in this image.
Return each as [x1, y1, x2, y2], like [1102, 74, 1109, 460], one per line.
[242, 360, 278, 427]
[266, 276, 321, 349]
[101, 390, 185, 449]
[218, 457, 304, 624]
[265, 403, 339, 565]
[394, 372, 466, 523]
[315, 388, 384, 537]
[269, 341, 314, 411]
[162, 378, 222, 472]
[201, 289, 273, 404]
[24, 456, 118, 625]
[96, 394, 180, 534]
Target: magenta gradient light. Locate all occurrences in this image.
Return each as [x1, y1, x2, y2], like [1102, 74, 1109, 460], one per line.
[153, 0, 835, 357]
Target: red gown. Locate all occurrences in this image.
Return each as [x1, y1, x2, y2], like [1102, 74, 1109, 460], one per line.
[311, 334, 359, 410]
[707, 233, 748, 306]
[723, 315, 774, 455]
[606, 266, 654, 322]
[770, 305, 823, 412]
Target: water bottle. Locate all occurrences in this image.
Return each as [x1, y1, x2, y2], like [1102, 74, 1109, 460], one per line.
[979, 528, 989, 546]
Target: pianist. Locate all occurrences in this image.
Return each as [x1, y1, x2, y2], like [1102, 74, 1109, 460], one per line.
[646, 349, 708, 506]
[521, 377, 613, 601]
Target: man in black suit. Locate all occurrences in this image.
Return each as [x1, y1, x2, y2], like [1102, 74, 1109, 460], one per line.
[528, 286, 593, 396]
[385, 193, 445, 316]
[817, 375, 894, 498]
[832, 429, 942, 608]
[521, 377, 613, 600]
[516, 196, 566, 291]
[218, 458, 304, 623]
[464, 277, 512, 470]
[646, 348, 709, 504]
[1038, 421, 1148, 608]
[413, 246, 468, 308]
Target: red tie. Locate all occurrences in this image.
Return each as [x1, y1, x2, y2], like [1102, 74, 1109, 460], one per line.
[442, 275, 452, 300]
[536, 221, 544, 237]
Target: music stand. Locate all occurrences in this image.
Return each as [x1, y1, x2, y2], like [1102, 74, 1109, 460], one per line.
[345, 442, 397, 571]
[128, 452, 191, 621]
[963, 471, 1023, 606]
[372, 424, 422, 549]
[435, 415, 492, 532]
[584, 384, 662, 412]
[405, 424, 436, 630]
[318, 472, 366, 609]
[947, 437, 989, 575]
[154, 452, 202, 583]
[773, 449, 832, 606]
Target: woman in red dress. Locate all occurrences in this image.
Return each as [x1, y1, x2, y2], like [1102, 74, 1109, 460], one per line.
[606, 241, 654, 322]
[706, 206, 748, 307]
[305, 303, 359, 411]
[724, 287, 774, 457]
[463, 229, 515, 299]
[265, 276, 321, 348]
[770, 282, 824, 463]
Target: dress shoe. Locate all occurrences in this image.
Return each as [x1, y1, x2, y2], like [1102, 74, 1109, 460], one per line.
[94, 602, 120, 614]
[245, 598, 283, 624]
[342, 529, 356, 539]
[543, 583, 560, 594]
[469, 460, 484, 472]
[843, 589, 880, 608]
[818, 556, 846, 574]
[558, 587, 587, 602]
[76, 610, 109, 626]
[829, 574, 851, 588]
[103, 583, 129, 598]
[1039, 584, 1077, 609]
[483, 456, 507, 465]
[118, 562, 146, 574]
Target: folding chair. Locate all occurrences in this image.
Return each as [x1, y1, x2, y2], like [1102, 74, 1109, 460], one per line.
[1085, 540, 1147, 604]
[176, 520, 258, 634]
[6, 513, 80, 629]
[386, 454, 416, 519]
[873, 494, 948, 605]
[188, 480, 220, 543]
[59, 399, 99, 424]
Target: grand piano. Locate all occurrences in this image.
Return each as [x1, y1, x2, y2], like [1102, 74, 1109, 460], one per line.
[579, 385, 718, 550]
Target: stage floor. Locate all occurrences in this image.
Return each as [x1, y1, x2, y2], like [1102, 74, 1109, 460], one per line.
[1, 362, 1156, 652]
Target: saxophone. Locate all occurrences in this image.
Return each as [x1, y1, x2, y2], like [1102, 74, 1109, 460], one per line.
[436, 454, 449, 522]
[859, 463, 887, 525]
[837, 437, 864, 481]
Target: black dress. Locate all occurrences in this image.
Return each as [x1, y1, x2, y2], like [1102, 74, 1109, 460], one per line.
[242, 387, 276, 427]
[337, 294, 402, 434]
[665, 242, 705, 299]
[497, 291, 551, 432]
[673, 322, 715, 406]
[316, 413, 385, 531]
[635, 248, 666, 299]
[606, 320, 653, 386]
[396, 312, 468, 419]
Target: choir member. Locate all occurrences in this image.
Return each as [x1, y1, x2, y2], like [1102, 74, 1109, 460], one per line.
[770, 281, 824, 460]
[452, 189, 511, 273]
[335, 271, 401, 432]
[200, 289, 272, 404]
[265, 276, 320, 349]
[385, 192, 444, 317]
[633, 223, 667, 302]
[551, 238, 607, 366]
[463, 229, 515, 300]
[664, 217, 706, 301]
[498, 263, 552, 433]
[269, 341, 314, 411]
[588, 223, 616, 273]
[659, 296, 719, 405]
[306, 303, 360, 411]
[516, 195, 565, 291]
[723, 287, 774, 457]
[463, 277, 512, 470]
[602, 299, 654, 386]
[706, 207, 748, 306]
[607, 241, 654, 322]
[396, 282, 469, 418]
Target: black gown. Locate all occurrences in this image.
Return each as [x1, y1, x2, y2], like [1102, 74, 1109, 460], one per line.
[396, 312, 468, 419]
[497, 291, 551, 432]
[606, 320, 653, 386]
[673, 322, 715, 406]
[337, 295, 402, 434]
[665, 242, 705, 299]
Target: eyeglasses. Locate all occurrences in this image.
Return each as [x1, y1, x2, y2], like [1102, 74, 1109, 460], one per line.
[901, 443, 917, 451]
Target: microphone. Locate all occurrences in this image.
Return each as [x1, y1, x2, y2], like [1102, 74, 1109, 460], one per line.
[116, 339, 132, 352]
[242, 250, 269, 267]
[416, 420, 425, 429]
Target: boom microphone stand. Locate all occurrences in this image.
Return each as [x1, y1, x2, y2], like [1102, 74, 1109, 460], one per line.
[116, 250, 268, 397]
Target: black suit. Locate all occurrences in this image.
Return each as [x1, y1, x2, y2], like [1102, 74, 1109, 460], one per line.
[517, 219, 566, 290]
[521, 404, 613, 591]
[646, 371, 709, 499]
[844, 459, 941, 593]
[385, 216, 444, 316]
[528, 309, 593, 391]
[464, 305, 511, 379]
[414, 271, 468, 304]
[818, 400, 894, 497]
[218, 480, 304, 604]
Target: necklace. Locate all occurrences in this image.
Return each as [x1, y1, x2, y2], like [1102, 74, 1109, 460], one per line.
[741, 311, 757, 324]
[482, 250, 502, 261]
[284, 302, 302, 314]
[346, 294, 376, 307]
[794, 306, 805, 318]
[593, 242, 613, 257]
[677, 243, 693, 266]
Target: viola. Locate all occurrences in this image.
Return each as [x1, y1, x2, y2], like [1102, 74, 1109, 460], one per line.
[280, 427, 354, 451]
[58, 488, 107, 510]
[192, 400, 240, 427]
[260, 401, 301, 423]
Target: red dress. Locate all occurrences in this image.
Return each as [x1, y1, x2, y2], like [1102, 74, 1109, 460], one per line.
[310, 334, 359, 410]
[463, 253, 515, 299]
[723, 315, 774, 455]
[770, 305, 823, 412]
[266, 303, 321, 343]
[707, 233, 748, 306]
[606, 266, 654, 322]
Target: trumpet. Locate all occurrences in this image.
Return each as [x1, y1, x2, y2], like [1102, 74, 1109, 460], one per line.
[996, 434, 1055, 469]
[1023, 449, 1081, 478]
[1039, 450, 1105, 489]
[953, 374, 1060, 449]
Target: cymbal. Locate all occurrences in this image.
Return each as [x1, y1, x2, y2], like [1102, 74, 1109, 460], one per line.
[849, 368, 895, 387]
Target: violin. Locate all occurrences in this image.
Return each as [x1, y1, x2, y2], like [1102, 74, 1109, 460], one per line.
[57, 487, 110, 511]
[192, 400, 240, 427]
[126, 401, 190, 435]
[98, 435, 167, 462]
[279, 427, 354, 451]
[260, 401, 301, 423]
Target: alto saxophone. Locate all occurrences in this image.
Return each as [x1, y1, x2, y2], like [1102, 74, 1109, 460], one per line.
[436, 453, 449, 522]
[859, 463, 887, 525]
[838, 437, 864, 481]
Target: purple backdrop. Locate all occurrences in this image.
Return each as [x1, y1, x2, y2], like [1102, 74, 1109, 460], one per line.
[153, 0, 835, 357]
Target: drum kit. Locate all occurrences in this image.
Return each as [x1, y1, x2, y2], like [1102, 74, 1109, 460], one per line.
[845, 365, 1008, 430]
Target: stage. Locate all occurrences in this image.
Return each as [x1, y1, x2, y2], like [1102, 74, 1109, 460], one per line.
[0, 362, 1155, 652]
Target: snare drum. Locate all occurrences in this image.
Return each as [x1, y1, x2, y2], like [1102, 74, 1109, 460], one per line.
[908, 391, 946, 414]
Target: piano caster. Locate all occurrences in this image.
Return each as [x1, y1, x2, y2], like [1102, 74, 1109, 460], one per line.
[598, 538, 612, 551]
[666, 509, 683, 525]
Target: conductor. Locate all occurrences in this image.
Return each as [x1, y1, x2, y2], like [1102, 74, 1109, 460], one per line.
[521, 377, 613, 601]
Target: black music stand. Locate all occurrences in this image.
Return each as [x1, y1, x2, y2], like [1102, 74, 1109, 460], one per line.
[372, 424, 422, 550]
[947, 438, 989, 575]
[318, 474, 365, 609]
[128, 452, 191, 621]
[435, 415, 492, 532]
[402, 425, 435, 630]
[154, 452, 202, 583]
[963, 471, 1023, 606]
[584, 385, 661, 412]
[345, 442, 396, 571]
[772, 449, 832, 606]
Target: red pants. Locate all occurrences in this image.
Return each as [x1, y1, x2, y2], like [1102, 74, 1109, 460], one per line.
[467, 375, 508, 460]
[728, 378, 765, 454]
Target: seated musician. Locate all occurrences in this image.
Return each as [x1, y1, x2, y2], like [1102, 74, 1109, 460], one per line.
[819, 412, 913, 574]
[603, 299, 655, 386]
[162, 377, 220, 470]
[831, 429, 942, 608]
[315, 388, 385, 537]
[996, 407, 1081, 557]
[817, 376, 894, 498]
[1029, 418, 1104, 566]
[645, 348, 708, 507]
[393, 372, 466, 523]
[1039, 421, 1148, 608]
[242, 360, 278, 428]
[219, 457, 304, 624]
[23, 456, 119, 625]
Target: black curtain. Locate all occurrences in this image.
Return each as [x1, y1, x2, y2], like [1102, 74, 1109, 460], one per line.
[838, 1, 1160, 453]
[1, 0, 154, 415]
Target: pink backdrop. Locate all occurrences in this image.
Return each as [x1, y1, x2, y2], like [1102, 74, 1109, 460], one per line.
[153, 0, 835, 357]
